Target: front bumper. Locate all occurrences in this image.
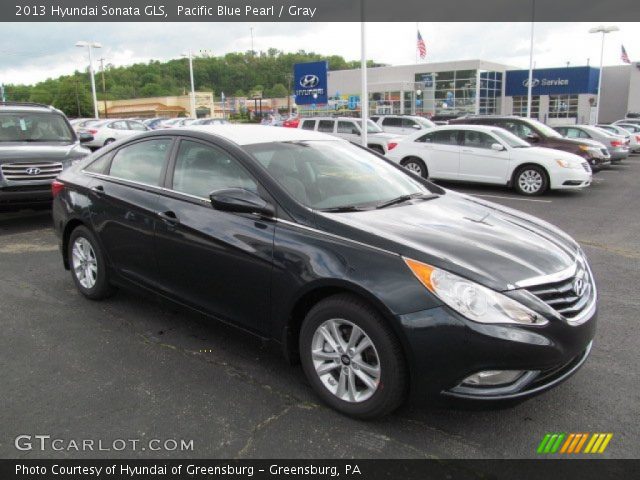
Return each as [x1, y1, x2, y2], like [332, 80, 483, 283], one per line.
[0, 184, 52, 205]
[610, 149, 630, 161]
[549, 169, 592, 190]
[397, 304, 596, 402]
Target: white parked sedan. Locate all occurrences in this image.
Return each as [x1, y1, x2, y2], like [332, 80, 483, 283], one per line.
[78, 119, 149, 149]
[386, 125, 592, 195]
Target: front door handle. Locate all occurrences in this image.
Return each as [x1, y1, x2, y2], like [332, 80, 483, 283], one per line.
[91, 185, 104, 194]
[157, 210, 180, 226]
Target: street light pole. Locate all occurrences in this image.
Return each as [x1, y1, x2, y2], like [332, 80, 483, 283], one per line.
[182, 50, 196, 118]
[76, 41, 102, 118]
[589, 25, 619, 124]
[526, 0, 535, 119]
[360, 12, 368, 148]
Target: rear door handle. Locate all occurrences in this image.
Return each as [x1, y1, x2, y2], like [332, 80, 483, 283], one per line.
[157, 210, 180, 226]
[91, 185, 104, 194]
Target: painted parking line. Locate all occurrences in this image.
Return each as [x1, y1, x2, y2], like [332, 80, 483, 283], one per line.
[471, 194, 553, 203]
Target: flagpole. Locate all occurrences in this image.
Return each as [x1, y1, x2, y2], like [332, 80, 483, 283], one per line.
[416, 22, 419, 64]
[526, 0, 535, 119]
[360, 2, 368, 148]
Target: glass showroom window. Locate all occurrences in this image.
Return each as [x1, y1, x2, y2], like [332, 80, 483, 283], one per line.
[549, 94, 578, 119]
[512, 96, 540, 118]
[479, 71, 503, 115]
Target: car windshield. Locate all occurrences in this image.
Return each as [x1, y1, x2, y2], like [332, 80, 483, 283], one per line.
[527, 119, 563, 139]
[246, 140, 435, 210]
[0, 112, 75, 142]
[416, 117, 437, 129]
[491, 128, 531, 148]
[356, 119, 384, 134]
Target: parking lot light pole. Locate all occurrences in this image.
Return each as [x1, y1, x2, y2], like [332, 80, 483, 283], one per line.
[182, 50, 196, 118]
[526, 0, 535, 118]
[75, 41, 102, 119]
[360, 20, 368, 148]
[589, 25, 619, 124]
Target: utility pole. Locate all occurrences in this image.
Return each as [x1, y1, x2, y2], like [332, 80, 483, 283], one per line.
[99, 58, 107, 118]
[250, 27, 254, 56]
[74, 77, 81, 117]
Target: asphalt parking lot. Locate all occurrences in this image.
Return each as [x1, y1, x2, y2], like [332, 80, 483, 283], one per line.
[1, 157, 639, 460]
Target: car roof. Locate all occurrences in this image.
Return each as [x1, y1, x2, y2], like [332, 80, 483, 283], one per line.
[428, 124, 506, 133]
[183, 124, 343, 145]
[0, 104, 60, 114]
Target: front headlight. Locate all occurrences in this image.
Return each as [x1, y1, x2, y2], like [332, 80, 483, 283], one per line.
[404, 258, 547, 326]
[578, 145, 603, 157]
[555, 159, 582, 170]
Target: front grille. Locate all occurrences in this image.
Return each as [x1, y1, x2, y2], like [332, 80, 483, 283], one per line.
[1, 161, 62, 181]
[524, 259, 594, 323]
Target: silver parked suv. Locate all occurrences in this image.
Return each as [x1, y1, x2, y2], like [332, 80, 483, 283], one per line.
[297, 116, 399, 154]
[0, 102, 92, 209]
[370, 114, 436, 135]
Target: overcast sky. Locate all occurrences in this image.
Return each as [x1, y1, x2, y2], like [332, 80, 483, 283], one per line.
[1, 22, 639, 85]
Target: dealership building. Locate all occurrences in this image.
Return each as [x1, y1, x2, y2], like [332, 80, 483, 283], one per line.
[320, 59, 640, 123]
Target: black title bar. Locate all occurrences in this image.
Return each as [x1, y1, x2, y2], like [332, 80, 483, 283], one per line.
[6, 0, 640, 22]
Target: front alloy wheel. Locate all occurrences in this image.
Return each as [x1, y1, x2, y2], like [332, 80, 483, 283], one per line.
[515, 165, 548, 195]
[300, 294, 407, 418]
[311, 319, 381, 403]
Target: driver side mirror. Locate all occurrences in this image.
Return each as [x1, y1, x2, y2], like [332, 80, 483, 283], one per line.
[78, 132, 94, 143]
[526, 133, 540, 143]
[491, 143, 506, 151]
[209, 188, 275, 218]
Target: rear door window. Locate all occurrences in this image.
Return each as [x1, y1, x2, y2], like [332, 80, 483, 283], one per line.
[418, 130, 460, 145]
[301, 120, 316, 131]
[317, 120, 335, 133]
[108, 138, 172, 186]
[382, 117, 402, 127]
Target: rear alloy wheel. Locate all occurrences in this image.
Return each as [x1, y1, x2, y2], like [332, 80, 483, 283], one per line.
[402, 157, 428, 178]
[300, 294, 407, 418]
[514, 165, 548, 195]
[68, 226, 115, 300]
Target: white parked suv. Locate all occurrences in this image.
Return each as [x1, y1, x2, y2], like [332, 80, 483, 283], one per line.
[78, 118, 149, 149]
[387, 125, 592, 195]
[297, 117, 399, 154]
[370, 115, 436, 135]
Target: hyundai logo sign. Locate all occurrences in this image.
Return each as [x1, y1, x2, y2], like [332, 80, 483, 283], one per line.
[522, 78, 540, 88]
[522, 77, 570, 88]
[25, 167, 41, 175]
[300, 74, 320, 88]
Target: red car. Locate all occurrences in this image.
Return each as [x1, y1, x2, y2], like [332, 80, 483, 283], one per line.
[282, 116, 300, 128]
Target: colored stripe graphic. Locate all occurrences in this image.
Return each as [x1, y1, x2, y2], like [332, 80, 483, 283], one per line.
[539, 433, 613, 454]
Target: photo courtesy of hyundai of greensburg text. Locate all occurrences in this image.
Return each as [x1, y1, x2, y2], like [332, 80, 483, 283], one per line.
[0, 1, 639, 479]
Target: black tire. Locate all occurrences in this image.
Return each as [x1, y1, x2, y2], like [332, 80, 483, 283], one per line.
[104, 138, 116, 146]
[513, 164, 549, 196]
[401, 157, 428, 178]
[369, 145, 385, 155]
[67, 225, 115, 300]
[299, 294, 407, 419]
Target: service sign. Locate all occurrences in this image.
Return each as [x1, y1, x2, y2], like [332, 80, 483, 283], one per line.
[505, 66, 600, 96]
[293, 61, 328, 105]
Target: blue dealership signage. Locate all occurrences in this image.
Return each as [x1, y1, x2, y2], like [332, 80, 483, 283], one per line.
[505, 66, 599, 96]
[293, 61, 328, 105]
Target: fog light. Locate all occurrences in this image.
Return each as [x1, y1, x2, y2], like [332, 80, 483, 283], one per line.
[461, 370, 525, 387]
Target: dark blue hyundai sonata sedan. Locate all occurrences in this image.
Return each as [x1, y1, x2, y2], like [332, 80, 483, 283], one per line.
[52, 125, 596, 418]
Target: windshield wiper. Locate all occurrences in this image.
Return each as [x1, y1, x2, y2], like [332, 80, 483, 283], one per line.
[376, 193, 437, 209]
[319, 205, 368, 213]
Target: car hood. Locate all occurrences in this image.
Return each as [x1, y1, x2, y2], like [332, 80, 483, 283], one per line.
[316, 191, 579, 291]
[555, 136, 606, 149]
[514, 146, 585, 162]
[0, 143, 89, 163]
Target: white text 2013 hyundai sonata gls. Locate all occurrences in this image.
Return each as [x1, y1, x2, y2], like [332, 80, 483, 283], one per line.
[386, 125, 592, 195]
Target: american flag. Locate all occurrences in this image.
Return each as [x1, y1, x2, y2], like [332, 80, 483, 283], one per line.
[417, 30, 426, 60]
[621, 45, 631, 64]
